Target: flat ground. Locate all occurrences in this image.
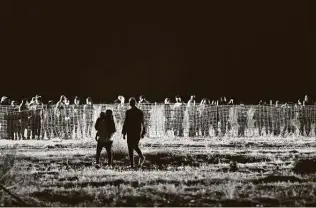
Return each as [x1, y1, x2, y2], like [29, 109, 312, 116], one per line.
[1, 136, 316, 206]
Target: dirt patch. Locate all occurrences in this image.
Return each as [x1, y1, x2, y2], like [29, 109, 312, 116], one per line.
[293, 159, 316, 174]
[32, 190, 94, 205]
[219, 199, 258, 207]
[254, 175, 302, 184]
[253, 197, 280, 206]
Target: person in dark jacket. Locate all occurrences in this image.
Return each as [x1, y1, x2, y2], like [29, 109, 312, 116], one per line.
[95, 110, 116, 168]
[122, 97, 146, 168]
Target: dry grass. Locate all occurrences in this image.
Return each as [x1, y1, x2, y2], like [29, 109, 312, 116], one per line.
[1, 136, 316, 206]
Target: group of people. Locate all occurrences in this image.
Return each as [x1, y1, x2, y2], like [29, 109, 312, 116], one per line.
[94, 94, 316, 169]
[0, 95, 95, 140]
[95, 97, 146, 168]
[0, 94, 315, 140]
[163, 95, 315, 138]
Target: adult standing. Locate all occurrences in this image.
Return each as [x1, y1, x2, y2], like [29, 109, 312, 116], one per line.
[122, 97, 146, 168]
[84, 97, 94, 138]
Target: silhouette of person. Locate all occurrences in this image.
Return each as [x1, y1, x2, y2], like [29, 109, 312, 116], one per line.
[95, 110, 116, 168]
[122, 97, 146, 168]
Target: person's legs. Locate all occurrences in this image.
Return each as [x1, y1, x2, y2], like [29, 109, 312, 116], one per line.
[30, 120, 36, 139]
[305, 119, 311, 136]
[299, 119, 305, 136]
[221, 119, 226, 136]
[105, 141, 113, 166]
[282, 120, 288, 136]
[258, 120, 263, 136]
[237, 124, 241, 137]
[127, 141, 134, 167]
[96, 142, 103, 165]
[36, 119, 41, 139]
[213, 122, 218, 137]
[134, 143, 145, 166]
[134, 143, 144, 159]
[178, 118, 184, 137]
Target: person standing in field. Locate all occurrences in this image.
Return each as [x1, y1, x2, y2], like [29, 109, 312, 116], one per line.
[303, 95, 312, 136]
[199, 98, 211, 137]
[187, 95, 197, 137]
[55, 95, 66, 138]
[210, 100, 219, 137]
[18, 99, 28, 139]
[138, 95, 150, 137]
[33, 96, 44, 139]
[73, 96, 83, 139]
[164, 98, 172, 134]
[9, 101, 19, 140]
[46, 100, 56, 138]
[118, 96, 127, 126]
[95, 110, 116, 168]
[281, 102, 292, 137]
[254, 100, 264, 136]
[84, 97, 94, 138]
[64, 97, 73, 139]
[272, 101, 281, 136]
[237, 102, 248, 137]
[122, 97, 146, 168]
[218, 96, 229, 136]
[115, 96, 127, 125]
[173, 96, 185, 137]
[27, 97, 38, 139]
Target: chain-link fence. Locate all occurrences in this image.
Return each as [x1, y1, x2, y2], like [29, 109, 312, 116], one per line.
[0, 104, 315, 140]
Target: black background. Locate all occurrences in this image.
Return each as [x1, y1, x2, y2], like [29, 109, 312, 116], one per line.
[0, 1, 315, 103]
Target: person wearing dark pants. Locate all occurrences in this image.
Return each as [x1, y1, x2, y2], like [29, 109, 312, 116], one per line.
[95, 110, 116, 168]
[96, 140, 113, 166]
[122, 97, 146, 168]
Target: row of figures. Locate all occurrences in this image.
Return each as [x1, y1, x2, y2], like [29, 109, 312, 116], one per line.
[0, 94, 315, 139]
[112, 96, 316, 138]
[0, 96, 96, 140]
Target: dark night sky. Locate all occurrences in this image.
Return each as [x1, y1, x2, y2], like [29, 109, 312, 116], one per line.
[0, 1, 315, 103]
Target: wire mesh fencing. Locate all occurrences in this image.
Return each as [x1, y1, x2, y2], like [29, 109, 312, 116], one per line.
[0, 103, 315, 140]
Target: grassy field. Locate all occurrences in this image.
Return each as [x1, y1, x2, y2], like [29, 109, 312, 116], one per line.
[1, 136, 316, 206]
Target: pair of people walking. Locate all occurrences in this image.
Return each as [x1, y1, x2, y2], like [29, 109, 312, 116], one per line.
[95, 97, 146, 168]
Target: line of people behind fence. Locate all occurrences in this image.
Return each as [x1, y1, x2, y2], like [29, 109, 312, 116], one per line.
[0, 94, 315, 140]
[0, 95, 95, 140]
[163, 95, 315, 137]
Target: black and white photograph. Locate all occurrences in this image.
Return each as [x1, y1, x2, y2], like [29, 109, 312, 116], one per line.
[0, 1, 315, 206]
